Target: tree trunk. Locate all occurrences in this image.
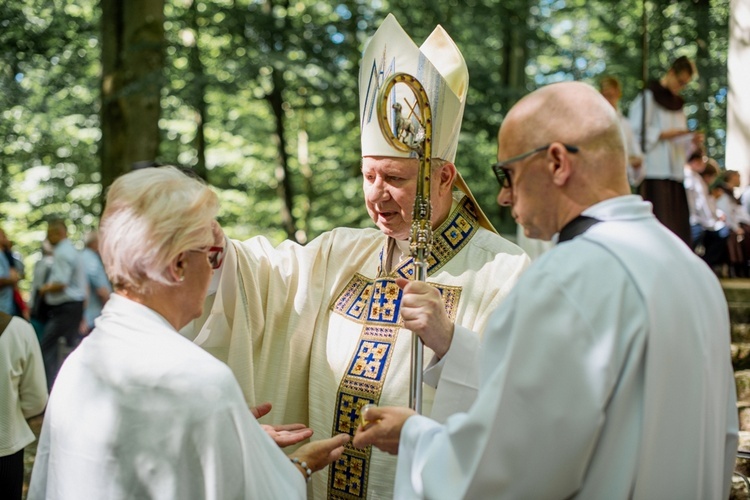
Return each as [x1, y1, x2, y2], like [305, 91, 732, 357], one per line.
[188, 0, 208, 181]
[100, 0, 164, 204]
[267, 68, 298, 241]
[693, 0, 711, 137]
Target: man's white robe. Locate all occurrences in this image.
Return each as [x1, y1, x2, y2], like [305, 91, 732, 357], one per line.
[189, 195, 529, 499]
[394, 195, 738, 499]
[29, 294, 306, 500]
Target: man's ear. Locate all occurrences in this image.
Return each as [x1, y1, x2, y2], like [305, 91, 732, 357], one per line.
[439, 161, 457, 193]
[548, 144, 573, 187]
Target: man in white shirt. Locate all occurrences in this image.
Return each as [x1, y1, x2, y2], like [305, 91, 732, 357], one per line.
[354, 81, 738, 499]
[38, 219, 87, 389]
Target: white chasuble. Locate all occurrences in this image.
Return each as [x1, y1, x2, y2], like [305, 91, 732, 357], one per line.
[189, 195, 529, 499]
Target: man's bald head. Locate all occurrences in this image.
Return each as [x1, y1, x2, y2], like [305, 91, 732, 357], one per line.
[499, 82, 629, 194]
[496, 82, 631, 240]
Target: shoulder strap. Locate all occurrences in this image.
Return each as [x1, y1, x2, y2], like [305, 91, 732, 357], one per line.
[558, 215, 601, 243]
[0, 311, 12, 337]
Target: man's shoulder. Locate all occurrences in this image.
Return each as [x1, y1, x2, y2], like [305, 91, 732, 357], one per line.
[0, 314, 36, 343]
[468, 227, 527, 258]
[54, 239, 78, 258]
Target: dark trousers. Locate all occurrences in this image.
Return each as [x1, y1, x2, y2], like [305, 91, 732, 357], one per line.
[702, 226, 730, 268]
[41, 300, 83, 390]
[640, 179, 692, 247]
[0, 448, 24, 500]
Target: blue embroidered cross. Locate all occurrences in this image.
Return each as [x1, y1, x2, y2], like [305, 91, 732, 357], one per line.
[368, 281, 401, 323]
[349, 341, 390, 380]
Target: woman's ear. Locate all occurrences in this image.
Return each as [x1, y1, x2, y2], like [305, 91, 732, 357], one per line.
[169, 253, 186, 283]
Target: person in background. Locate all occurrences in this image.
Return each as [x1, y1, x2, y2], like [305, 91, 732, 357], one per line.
[1, 236, 29, 320]
[38, 219, 87, 389]
[629, 56, 704, 246]
[0, 311, 48, 500]
[80, 230, 112, 335]
[599, 75, 644, 189]
[354, 81, 737, 499]
[29, 166, 350, 500]
[0, 227, 20, 316]
[699, 159, 730, 272]
[684, 150, 711, 250]
[715, 170, 750, 277]
[29, 240, 55, 342]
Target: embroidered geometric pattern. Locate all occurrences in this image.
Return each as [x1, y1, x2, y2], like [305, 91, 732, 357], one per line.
[330, 446, 369, 499]
[427, 196, 479, 275]
[366, 279, 401, 323]
[349, 340, 391, 380]
[328, 324, 398, 499]
[327, 195, 478, 498]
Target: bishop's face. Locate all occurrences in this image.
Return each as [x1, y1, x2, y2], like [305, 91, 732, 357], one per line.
[362, 156, 419, 241]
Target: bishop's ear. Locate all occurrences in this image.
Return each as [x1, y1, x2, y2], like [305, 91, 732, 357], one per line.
[438, 161, 457, 192]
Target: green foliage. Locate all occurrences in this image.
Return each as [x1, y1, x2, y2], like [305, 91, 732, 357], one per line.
[0, 0, 100, 284]
[0, 0, 733, 273]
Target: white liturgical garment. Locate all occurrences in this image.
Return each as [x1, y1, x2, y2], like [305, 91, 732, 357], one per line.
[29, 294, 306, 500]
[187, 194, 529, 499]
[395, 195, 738, 499]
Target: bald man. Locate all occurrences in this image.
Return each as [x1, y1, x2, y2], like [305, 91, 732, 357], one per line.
[353, 82, 738, 499]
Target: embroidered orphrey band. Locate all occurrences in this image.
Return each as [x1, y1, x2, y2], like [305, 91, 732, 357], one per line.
[326, 196, 478, 498]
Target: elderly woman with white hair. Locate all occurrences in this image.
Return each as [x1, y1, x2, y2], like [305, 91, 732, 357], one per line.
[29, 166, 349, 499]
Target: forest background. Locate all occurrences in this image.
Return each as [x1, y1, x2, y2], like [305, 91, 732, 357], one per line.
[0, 0, 731, 289]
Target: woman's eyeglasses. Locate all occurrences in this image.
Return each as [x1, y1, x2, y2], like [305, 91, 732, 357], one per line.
[188, 246, 225, 269]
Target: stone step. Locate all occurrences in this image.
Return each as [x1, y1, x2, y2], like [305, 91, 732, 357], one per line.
[733, 344, 750, 370]
[736, 371, 750, 406]
[733, 431, 750, 499]
[731, 307, 750, 326]
[735, 325, 750, 344]
[723, 279, 750, 326]
[722, 279, 750, 304]
[735, 372, 750, 434]
[724, 281, 750, 499]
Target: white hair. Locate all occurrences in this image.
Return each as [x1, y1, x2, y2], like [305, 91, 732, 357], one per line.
[99, 166, 219, 293]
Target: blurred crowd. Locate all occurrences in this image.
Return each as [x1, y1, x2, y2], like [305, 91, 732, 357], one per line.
[0, 221, 112, 387]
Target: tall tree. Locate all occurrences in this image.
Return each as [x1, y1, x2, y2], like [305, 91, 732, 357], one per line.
[100, 0, 165, 196]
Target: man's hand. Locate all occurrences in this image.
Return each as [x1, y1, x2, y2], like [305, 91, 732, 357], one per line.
[290, 433, 350, 475]
[352, 405, 416, 454]
[395, 277, 454, 358]
[251, 402, 314, 448]
[0, 268, 20, 287]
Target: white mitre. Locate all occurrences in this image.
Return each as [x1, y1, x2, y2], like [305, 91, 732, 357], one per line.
[359, 13, 496, 232]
